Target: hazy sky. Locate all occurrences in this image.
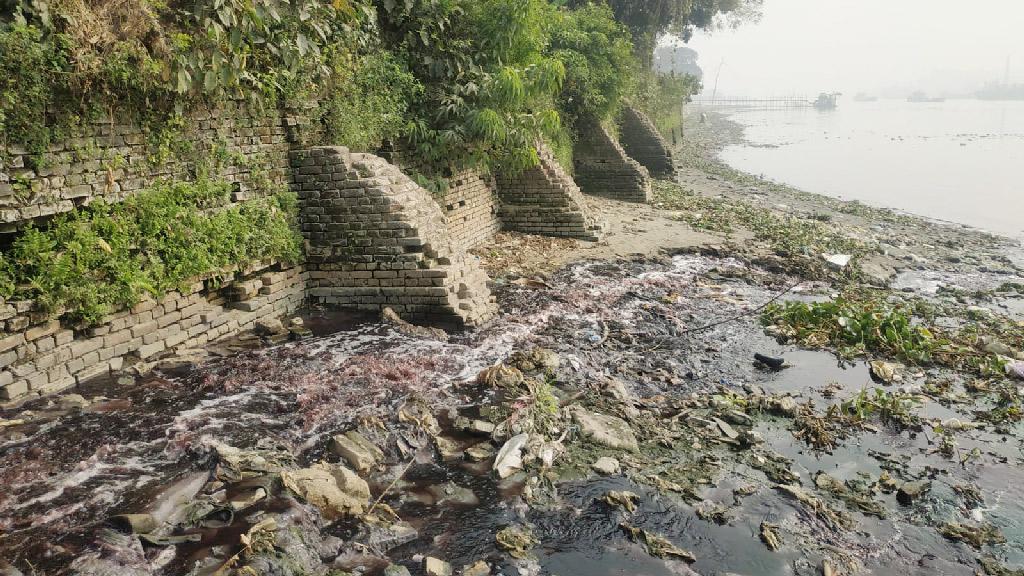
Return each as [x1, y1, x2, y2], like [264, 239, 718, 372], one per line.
[684, 0, 1024, 98]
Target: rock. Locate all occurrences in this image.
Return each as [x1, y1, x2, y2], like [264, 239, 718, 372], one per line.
[382, 307, 448, 341]
[57, 393, 90, 410]
[424, 557, 452, 576]
[287, 317, 313, 339]
[823, 254, 852, 269]
[712, 417, 740, 440]
[435, 436, 463, 461]
[363, 520, 418, 551]
[601, 378, 639, 416]
[254, 318, 286, 336]
[570, 407, 639, 451]
[591, 456, 621, 475]
[981, 338, 1014, 357]
[206, 439, 295, 480]
[769, 396, 799, 417]
[494, 433, 529, 478]
[384, 565, 412, 576]
[897, 480, 931, 506]
[330, 431, 384, 472]
[465, 442, 496, 463]
[1006, 360, 1024, 380]
[281, 463, 368, 520]
[427, 482, 479, 507]
[456, 417, 496, 436]
[462, 561, 491, 576]
[753, 353, 785, 370]
[331, 463, 372, 500]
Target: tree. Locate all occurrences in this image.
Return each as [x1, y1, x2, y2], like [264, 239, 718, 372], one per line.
[566, 0, 762, 65]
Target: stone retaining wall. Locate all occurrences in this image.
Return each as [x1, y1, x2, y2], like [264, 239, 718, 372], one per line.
[0, 263, 306, 402]
[292, 146, 495, 327]
[495, 144, 603, 241]
[439, 171, 501, 249]
[618, 107, 676, 178]
[573, 119, 651, 203]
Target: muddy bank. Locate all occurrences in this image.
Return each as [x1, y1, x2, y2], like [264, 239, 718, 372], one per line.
[2, 113, 1024, 576]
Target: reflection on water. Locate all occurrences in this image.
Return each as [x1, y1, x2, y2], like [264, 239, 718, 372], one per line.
[717, 99, 1024, 239]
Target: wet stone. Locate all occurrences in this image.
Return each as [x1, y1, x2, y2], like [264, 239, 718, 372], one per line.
[57, 393, 90, 410]
[424, 556, 452, 576]
[330, 430, 384, 472]
[457, 417, 496, 436]
[465, 442, 495, 462]
[591, 456, 621, 475]
[896, 480, 932, 506]
[570, 406, 639, 451]
[427, 482, 479, 507]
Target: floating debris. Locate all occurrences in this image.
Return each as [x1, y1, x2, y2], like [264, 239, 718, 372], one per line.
[759, 521, 782, 551]
[601, 491, 640, 513]
[620, 522, 696, 563]
[496, 525, 538, 559]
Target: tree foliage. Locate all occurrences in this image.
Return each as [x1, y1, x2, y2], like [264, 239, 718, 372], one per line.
[547, 3, 635, 128]
[375, 0, 565, 174]
[566, 0, 762, 62]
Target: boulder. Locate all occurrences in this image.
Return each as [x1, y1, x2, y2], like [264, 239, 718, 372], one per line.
[330, 431, 384, 472]
[281, 463, 368, 520]
[570, 407, 639, 451]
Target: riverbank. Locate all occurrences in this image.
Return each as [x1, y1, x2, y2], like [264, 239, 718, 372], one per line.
[1, 113, 1023, 576]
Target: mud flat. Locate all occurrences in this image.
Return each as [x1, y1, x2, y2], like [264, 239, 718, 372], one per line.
[2, 115, 1024, 576]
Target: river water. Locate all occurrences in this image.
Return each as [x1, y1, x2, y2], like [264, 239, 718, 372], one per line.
[717, 99, 1024, 239]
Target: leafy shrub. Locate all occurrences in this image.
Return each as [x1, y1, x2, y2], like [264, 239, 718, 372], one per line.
[378, 0, 566, 174]
[0, 23, 68, 159]
[5, 179, 302, 325]
[323, 50, 421, 152]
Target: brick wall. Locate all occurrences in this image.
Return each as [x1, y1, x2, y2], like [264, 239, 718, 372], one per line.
[495, 143, 603, 241]
[292, 147, 495, 328]
[0, 263, 306, 402]
[573, 119, 651, 203]
[439, 171, 501, 249]
[618, 107, 676, 178]
[0, 100, 310, 233]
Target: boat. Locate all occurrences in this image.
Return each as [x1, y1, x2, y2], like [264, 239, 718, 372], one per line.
[907, 91, 945, 103]
[813, 92, 841, 109]
[853, 93, 878, 102]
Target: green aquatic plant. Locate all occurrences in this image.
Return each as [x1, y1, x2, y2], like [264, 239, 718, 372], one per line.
[763, 296, 937, 364]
